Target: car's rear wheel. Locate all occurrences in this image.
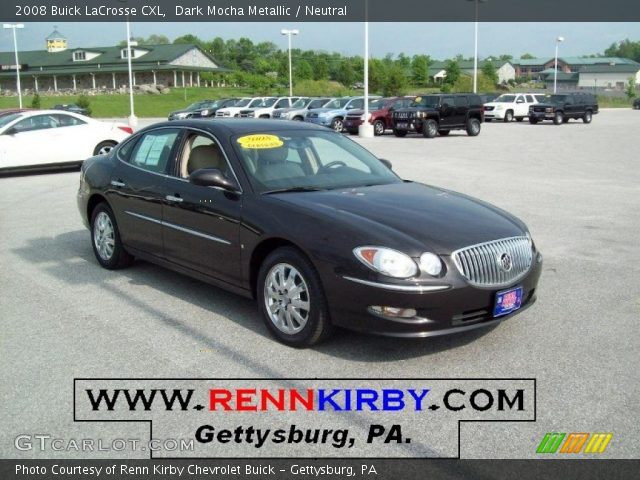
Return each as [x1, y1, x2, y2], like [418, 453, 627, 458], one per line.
[422, 119, 438, 138]
[330, 117, 344, 133]
[466, 117, 481, 136]
[583, 111, 593, 124]
[257, 247, 333, 347]
[393, 129, 407, 137]
[373, 120, 386, 136]
[553, 111, 564, 125]
[504, 110, 514, 122]
[94, 141, 117, 156]
[90, 203, 133, 270]
[529, 118, 539, 124]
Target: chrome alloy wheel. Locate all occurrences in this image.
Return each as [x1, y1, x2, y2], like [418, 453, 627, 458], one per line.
[264, 263, 311, 334]
[93, 212, 115, 261]
[98, 144, 114, 155]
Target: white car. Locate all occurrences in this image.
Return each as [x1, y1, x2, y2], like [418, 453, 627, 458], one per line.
[239, 97, 299, 118]
[0, 110, 132, 173]
[483, 93, 544, 122]
[215, 97, 264, 118]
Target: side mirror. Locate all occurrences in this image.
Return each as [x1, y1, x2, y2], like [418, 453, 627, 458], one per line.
[189, 168, 240, 192]
[379, 158, 393, 170]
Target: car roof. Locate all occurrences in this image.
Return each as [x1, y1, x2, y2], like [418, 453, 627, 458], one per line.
[141, 118, 331, 136]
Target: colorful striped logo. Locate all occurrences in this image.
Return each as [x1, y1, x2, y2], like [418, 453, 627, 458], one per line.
[537, 433, 613, 454]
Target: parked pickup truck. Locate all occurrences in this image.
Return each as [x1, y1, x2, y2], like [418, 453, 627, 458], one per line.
[528, 92, 599, 125]
[483, 93, 544, 122]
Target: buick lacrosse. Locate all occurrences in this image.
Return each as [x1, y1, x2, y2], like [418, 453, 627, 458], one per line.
[77, 119, 542, 347]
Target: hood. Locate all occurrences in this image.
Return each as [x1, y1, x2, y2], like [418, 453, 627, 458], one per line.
[347, 108, 384, 116]
[308, 107, 344, 115]
[270, 182, 527, 254]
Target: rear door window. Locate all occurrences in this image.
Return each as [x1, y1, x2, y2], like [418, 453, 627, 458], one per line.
[126, 129, 180, 174]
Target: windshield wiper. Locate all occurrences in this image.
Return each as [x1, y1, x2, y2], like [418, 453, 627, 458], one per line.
[262, 186, 327, 195]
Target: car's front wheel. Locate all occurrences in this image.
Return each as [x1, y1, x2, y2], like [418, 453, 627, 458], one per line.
[422, 119, 438, 138]
[257, 247, 333, 347]
[330, 117, 344, 133]
[94, 141, 117, 156]
[90, 203, 133, 269]
[553, 111, 564, 125]
[373, 120, 386, 136]
[504, 110, 514, 122]
[583, 111, 593, 124]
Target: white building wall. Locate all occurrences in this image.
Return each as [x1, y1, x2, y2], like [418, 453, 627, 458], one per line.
[497, 63, 516, 83]
[578, 71, 640, 88]
[170, 48, 218, 69]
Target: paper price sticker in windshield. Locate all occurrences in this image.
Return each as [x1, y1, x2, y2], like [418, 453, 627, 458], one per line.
[414, 96, 422, 103]
[237, 134, 284, 149]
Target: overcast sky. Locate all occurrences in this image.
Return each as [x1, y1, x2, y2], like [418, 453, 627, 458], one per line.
[1, 22, 638, 59]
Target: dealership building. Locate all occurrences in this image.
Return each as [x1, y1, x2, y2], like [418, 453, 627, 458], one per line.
[0, 29, 227, 92]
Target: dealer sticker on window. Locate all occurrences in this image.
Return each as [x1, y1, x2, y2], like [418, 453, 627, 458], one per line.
[237, 134, 284, 149]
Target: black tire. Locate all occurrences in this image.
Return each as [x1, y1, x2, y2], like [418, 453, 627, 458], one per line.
[553, 111, 564, 125]
[94, 141, 117, 156]
[346, 129, 358, 135]
[422, 119, 438, 138]
[485, 118, 493, 122]
[257, 247, 333, 347]
[330, 117, 344, 133]
[373, 119, 386, 136]
[292, 116, 304, 121]
[504, 110, 514, 123]
[466, 117, 481, 136]
[438, 130, 450, 136]
[90, 203, 133, 270]
[393, 129, 407, 137]
[516, 117, 524, 122]
[583, 111, 593, 124]
[529, 118, 539, 124]
[563, 117, 569, 124]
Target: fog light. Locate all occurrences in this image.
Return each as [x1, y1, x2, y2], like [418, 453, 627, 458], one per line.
[369, 306, 417, 319]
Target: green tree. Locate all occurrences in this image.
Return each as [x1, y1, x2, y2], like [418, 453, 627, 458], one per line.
[443, 60, 461, 86]
[604, 39, 640, 62]
[31, 93, 41, 109]
[520, 53, 535, 59]
[411, 55, 431, 86]
[173, 34, 205, 47]
[296, 60, 313, 81]
[76, 95, 92, 116]
[313, 57, 329, 80]
[368, 59, 386, 93]
[626, 76, 637, 99]
[337, 60, 355, 87]
[482, 60, 499, 85]
[383, 64, 408, 96]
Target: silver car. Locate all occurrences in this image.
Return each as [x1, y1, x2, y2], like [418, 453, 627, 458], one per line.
[272, 98, 334, 121]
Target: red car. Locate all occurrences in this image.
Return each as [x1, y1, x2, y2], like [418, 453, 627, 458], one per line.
[0, 108, 33, 118]
[344, 96, 416, 136]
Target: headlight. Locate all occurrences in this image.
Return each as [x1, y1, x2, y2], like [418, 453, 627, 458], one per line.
[495, 105, 504, 110]
[419, 253, 443, 276]
[545, 107, 554, 113]
[354, 246, 418, 278]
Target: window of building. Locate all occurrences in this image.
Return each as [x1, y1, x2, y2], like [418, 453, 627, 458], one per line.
[121, 48, 136, 59]
[73, 51, 86, 61]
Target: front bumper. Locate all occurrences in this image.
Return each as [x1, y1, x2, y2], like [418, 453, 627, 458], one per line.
[393, 118, 424, 131]
[529, 111, 554, 120]
[320, 254, 543, 337]
[344, 118, 364, 131]
[483, 110, 505, 120]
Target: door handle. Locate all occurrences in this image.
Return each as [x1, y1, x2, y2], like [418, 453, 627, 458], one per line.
[165, 194, 183, 203]
[110, 180, 126, 188]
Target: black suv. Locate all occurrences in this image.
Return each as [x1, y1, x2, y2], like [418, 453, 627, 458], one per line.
[528, 92, 598, 125]
[392, 93, 484, 138]
[633, 98, 640, 110]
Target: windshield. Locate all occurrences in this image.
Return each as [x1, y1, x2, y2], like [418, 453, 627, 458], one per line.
[233, 130, 401, 193]
[248, 98, 264, 108]
[0, 113, 22, 129]
[324, 98, 351, 109]
[309, 99, 330, 109]
[186, 102, 207, 111]
[369, 98, 387, 110]
[411, 96, 440, 108]
[495, 94, 516, 103]
[291, 99, 308, 108]
[258, 98, 277, 108]
[233, 98, 253, 107]
[545, 95, 567, 102]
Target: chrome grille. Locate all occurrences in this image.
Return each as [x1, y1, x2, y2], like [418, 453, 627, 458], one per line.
[452, 236, 533, 287]
[394, 112, 410, 119]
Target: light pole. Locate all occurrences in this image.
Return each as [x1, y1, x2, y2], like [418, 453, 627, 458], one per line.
[125, 20, 137, 127]
[280, 28, 299, 97]
[554, 36, 565, 94]
[3, 23, 24, 108]
[359, 1, 373, 137]
[467, 0, 487, 94]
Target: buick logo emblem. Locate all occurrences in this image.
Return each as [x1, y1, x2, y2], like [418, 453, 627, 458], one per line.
[498, 253, 513, 272]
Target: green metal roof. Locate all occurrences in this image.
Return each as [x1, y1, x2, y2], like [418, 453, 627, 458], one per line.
[579, 64, 640, 73]
[512, 56, 639, 67]
[0, 44, 224, 72]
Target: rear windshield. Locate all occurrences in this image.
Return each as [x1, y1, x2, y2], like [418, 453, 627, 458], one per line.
[0, 113, 22, 128]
